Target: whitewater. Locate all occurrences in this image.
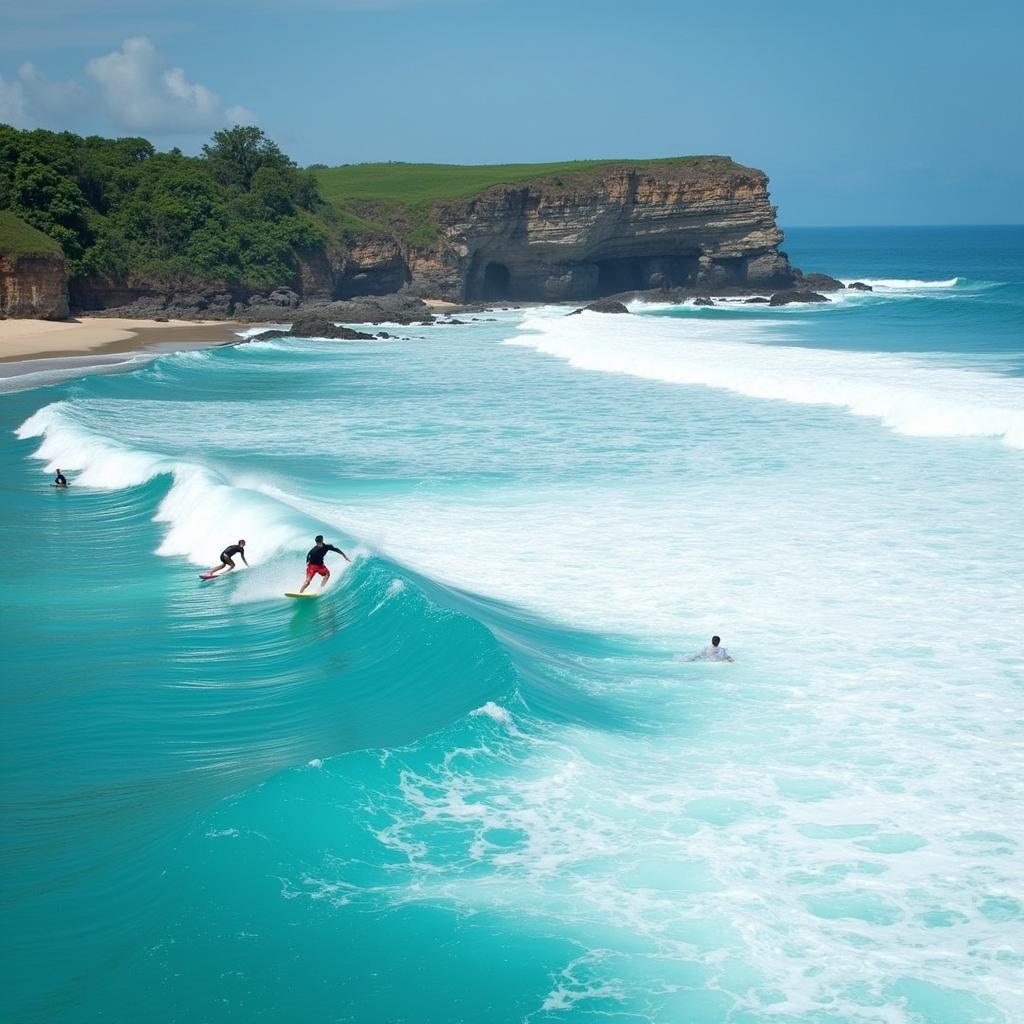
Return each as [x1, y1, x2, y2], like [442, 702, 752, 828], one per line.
[2, 226, 1022, 1024]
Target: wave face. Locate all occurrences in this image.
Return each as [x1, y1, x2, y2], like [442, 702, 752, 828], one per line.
[3, 227, 1024, 1023]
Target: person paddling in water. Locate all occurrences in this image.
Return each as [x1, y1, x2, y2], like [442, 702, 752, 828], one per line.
[207, 539, 248, 577]
[299, 534, 350, 593]
[54, 468, 69, 488]
[688, 635, 734, 662]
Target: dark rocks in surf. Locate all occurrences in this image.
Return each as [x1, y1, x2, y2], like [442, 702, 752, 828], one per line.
[567, 299, 631, 315]
[796, 272, 845, 292]
[253, 314, 376, 341]
[768, 289, 829, 306]
[295, 294, 435, 325]
[743, 296, 770, 303]
[693, 295, 714, 306]
[848, 281, 874, 291]
[291, 314, 377, 339]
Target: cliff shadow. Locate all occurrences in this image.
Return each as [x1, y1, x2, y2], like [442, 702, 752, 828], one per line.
[465, 256, 513, 301]
[595, 255, 700, 296]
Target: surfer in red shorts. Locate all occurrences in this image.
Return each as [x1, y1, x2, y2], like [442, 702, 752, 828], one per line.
[298, 534, 350, 593]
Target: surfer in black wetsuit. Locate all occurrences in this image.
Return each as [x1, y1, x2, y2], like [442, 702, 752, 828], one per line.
[207, 539, 248, 576]
[298, 534, 350, 593]
[54, 468, 68, 488]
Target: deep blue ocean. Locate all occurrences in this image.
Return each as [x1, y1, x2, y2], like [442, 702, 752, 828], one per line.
[2, 226, 1023, 1023]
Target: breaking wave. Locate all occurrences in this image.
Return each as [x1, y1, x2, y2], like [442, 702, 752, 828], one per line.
[512, 307, 1024, 449]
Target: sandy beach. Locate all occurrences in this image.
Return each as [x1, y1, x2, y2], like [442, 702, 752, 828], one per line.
[0, 316, 253, 362]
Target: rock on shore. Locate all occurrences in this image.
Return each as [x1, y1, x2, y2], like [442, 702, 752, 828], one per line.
[768, 289, 829, 306]
[253, 315, 377, 341]
[567, 299, 631, 315]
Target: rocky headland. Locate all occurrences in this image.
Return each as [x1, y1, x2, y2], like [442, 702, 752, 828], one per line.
[404, 159, 802, 302]
[2, 135, 850, 321]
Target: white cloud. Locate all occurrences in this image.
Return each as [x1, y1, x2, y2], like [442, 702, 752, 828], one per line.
[0, 63, 85, 128]
[84, 37, 254, 134]
[0, 75, 29, 126]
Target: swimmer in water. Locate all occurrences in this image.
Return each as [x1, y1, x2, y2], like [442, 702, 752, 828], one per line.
[688, 635, 734, 662]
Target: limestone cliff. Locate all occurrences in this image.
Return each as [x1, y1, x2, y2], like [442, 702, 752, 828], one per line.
[0, 253, 70, 319]
[0, 213, 70, 320]
[349, 158, 798, 302]
[335, 236, 409, 299]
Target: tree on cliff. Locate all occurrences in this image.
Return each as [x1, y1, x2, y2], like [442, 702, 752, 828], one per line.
[202, 126, 320, 210]
[202, 126, 291, 191]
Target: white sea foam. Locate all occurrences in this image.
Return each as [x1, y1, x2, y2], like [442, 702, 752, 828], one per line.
[470, 701, 515, 727]
[845, 276, 960, 290]
[510, 307, 1024, 448]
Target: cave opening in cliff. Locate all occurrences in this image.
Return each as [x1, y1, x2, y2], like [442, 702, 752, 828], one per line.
[595, 255, 701, 296]
[480, 261, 511, 300]
[596, 259, 645, 296]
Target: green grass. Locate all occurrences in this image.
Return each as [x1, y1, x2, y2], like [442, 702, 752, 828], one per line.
[312, 156, 737, 205]
[0, 211, 63, 259]
[310, 156, 741, 248]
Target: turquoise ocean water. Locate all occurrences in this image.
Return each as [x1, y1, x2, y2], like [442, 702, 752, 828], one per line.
[2, 226, 1023, 1023]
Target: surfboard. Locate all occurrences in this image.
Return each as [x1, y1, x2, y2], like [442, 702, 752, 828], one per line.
[285, 591, 318, 599]
[199, 572, 218, 580]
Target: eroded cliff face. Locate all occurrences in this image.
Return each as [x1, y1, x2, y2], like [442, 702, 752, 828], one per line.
[0, 252, 70, 319]
[398, 160, 797, 302]
[335, 236, 409, 299]
[65, 159, 802, 312]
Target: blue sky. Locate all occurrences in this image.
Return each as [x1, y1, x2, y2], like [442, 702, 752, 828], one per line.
[2, 0, 1021, 225]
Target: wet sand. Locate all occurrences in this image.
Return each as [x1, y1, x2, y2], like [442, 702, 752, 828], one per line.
[0, 317, 251, 363]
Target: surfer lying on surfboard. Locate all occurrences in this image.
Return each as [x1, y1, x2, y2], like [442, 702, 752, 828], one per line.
[205, 540, 248, 577]
[298, 535, 350, 593]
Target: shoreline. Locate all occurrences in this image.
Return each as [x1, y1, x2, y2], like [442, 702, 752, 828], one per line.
[0, 317, 252, 364]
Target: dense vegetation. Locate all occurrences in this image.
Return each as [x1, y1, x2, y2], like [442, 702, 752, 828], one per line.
[0, 124, 326, 289]
[312, 156, 735, 248]
[0, 210, 63, 259]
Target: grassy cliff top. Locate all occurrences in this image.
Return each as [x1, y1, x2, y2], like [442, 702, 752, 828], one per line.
[310, 156, 743, 246]
[0, 211, 64, 259]
[311, 156, 741, 206]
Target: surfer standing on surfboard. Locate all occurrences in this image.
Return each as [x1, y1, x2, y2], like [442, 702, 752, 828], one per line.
[298, 535, 350, 593]
[206, 540, 248, 577]
[54, 468, 69, 488]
